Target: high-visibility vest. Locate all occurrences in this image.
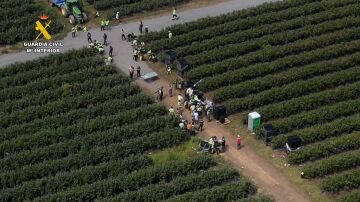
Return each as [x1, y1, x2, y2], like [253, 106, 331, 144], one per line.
[173, 9, 176, 15]
[101, 20, 105, 26]
[169, 32, 172, 39]
[83, 26, 88, 32]
[105, 20, 109, 26]
[71, 27, 76, 32]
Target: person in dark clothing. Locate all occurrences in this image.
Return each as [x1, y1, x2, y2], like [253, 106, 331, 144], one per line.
[109, 46, 113, 57]
[198, 119, 204, 131]
[129, 66, 135, 80]
[139, 21, 143, 34]
[103, 33, 107, 46]
[136, 66, 141, 78]
[145, 26, 149, 33]
[121, 29, 126, 41]
[159, 86, 164, 101]
[221, 136, 226, 152]
[87, 32, 92, 43]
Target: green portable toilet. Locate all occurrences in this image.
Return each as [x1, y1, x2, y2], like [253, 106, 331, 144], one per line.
[248, 112, 261, 132]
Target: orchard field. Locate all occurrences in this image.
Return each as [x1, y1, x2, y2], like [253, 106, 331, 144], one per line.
[141, 0, 360, 200]
[0, 49, 270, 201]
[0, 0, 63, 45]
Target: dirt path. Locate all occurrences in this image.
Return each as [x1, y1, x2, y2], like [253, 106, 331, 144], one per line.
[0, 0, 311, 201]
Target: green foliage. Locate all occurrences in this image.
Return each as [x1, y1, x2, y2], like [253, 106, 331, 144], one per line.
[288, 132, 360, 164]
[301, 150, 360, 179]
[271, 99, 360, 134]
[213, 52, 360, 102]
[224, 67, 360, 114]
[340, 189, 360, 202]
[0, 0, 63, 45]
[0, 116, 175, 189]
[110, 168, 238, 201]
[271, 113, 360, 149]
[140, 0, 332, 42]
[321, 169, 360, 193]
[35, 156, 215, 201]
[0, 155, 152, 200]
[163, 180, 257, 202]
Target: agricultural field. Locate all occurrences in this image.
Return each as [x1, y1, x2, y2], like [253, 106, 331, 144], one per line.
[140, 0, 360, 200]
[86, 0, 189, 19]
[0, 0, 63, 45]
[0, 48, 270, 201]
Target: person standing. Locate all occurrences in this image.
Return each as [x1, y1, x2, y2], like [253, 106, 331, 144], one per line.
[87, 32, 92, 43]
[168, 31, 172, 39]
[121, 29, 126, 41]
[172, 8, 178, 19]
[71, 26, 76, 38]
[221, 136, 226, 152]
[103, 33, 108, 46]
[187, 122, 193, 136]
[168, 84, 173, 97]
[139, 21, 143, 33]
[236, 135, 242, 150]
[129, 66, 135, 80]
[159, 86, 164, 101]
[198, 119, 204, 131]
[115, 12, 120, 22]
[145, 26, 149, 33]
[133, 49, 137, 61]
[109, 46, 113, 57]
[136, 66, 141, 78]
[101, 20, 105, 31]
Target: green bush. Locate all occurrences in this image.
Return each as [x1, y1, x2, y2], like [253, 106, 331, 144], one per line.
[321, 169, 360, 193]
[301, 150, 360, 179]
[288, 132, 360, 164]
[35, 156, 215, 201]
[340, 189, 360, 202]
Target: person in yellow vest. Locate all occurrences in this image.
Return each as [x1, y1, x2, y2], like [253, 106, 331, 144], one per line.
[105, 20, 110, 29]
[83, 26, 88, 32]
[172, 8, 178, 20]
[71, 26, 76, 38]
[168, 31, 172, 39]
[101, 20, 105, 31]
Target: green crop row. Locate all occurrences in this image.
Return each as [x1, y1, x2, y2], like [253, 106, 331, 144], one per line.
[0, 80, 138, 141]
[0, 116, 173, 189]
[288, 132, 360, 164]
[150, 0, 358, 52]
[109, 168, 238, 201]
[140, 0, 344, 44]
[242, 81, 360, 124]
[175, 11, 360, 58]
[0, 75, 130, 114]
[163, 180, 257, 202]
[301, 149, 360, 179]
[140, 0, 323, 42]
[184, 22, 360, 68]
[0, 94, 151, 158]
[186, 23, 360, 80]
[198, 16, 360, 90]
[224, 66, 360, 114]
[235, 195, 273, 202]
[340, 189, 360, 202]
[213, 52, 360, 102]
[196, 40, 360, 91]
[0, 48, 95, 77]
[34, 156, 214, 201]
[271, 99, 360, 134]
[0, 104, 166, 172]
[321, 169, 360, 193]
[0, 86, 141, 128]
[271, 113, 360, 149]
[0, 55, 99, 90]
[0, 64, 115, 102]
[0, 1, 63, 45]
[0, 155, 152, 200]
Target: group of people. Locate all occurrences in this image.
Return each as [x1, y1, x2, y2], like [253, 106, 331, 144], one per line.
[209, 136, 226, 154]
[128, 65, 141, 80]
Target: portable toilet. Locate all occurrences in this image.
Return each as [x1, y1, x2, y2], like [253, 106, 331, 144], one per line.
[248, 112, 261, 132]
